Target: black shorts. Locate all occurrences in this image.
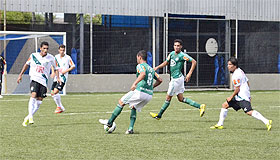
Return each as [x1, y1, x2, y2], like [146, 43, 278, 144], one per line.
[51, 81, 65, 91]
[227, 98, 253, 113]
[30, 80, 47, 98]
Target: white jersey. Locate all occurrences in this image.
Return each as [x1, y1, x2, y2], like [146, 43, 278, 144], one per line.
[232, 68, 251, 101]
[26, 52, 57, 87]
[53, 54, 75, 83]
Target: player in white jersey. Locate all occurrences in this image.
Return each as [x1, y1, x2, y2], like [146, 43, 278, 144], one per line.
[51, 44, 75, 113]
[17, 41, 61, 126]
[210, 57, 272, 131]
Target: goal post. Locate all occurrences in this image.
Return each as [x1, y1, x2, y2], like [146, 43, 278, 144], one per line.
[0, 31, 67, 95]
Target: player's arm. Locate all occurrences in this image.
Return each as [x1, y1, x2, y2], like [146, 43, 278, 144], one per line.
[130, 71, 145, 91]
[226, 86, 240, 102]
[153, 72, 162, 88]
[3, 59, 7, 75]
[54, 68, 61, 84]
[50, 66, 56, 78]
[61, 66, 75, 75]
[185, 59, 196, 82]
[154, 61, 169, 71]
[51, 59, 61, 84]
[17, 64, 29, 83]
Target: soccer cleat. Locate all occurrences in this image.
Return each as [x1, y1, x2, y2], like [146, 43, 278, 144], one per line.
[99, 119, 116, 133]
[125, 129, 134, 134]
[150, 112, 161, 120]
[199, 104, 206, 117]
[0, 95, 3, 98]
[22, 117, 29, 127]
[29, 117, 34, 124]
[54, 107, 64, 113]
[266, 120, 272, 131]
[210, 124, 224, 129]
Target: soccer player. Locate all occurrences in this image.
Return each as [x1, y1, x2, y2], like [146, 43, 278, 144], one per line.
[99, 50, 162, 134]
[150, 39, 206, 120]
[0, 55, 6, 98]
[17, 41, 60, 126]
[210, 57, 272, 131]
[51, 44, 75, 113]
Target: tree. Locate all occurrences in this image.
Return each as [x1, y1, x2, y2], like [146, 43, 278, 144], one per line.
[0, 11, 44, 24]
[77, 14, 102, 25]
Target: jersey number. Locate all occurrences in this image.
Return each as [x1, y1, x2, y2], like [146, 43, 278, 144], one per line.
[147, 73, 153, 86]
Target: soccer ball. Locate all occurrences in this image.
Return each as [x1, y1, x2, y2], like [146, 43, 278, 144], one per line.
[104, 122, 116, 133]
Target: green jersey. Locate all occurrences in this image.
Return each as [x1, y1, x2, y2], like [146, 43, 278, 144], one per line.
[166, 51, 193, 79]
[136, 63, 160, 95]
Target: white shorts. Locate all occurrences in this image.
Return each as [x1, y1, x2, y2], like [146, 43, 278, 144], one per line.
[120, 90, 152, 112]
[167, 76, 185, 96]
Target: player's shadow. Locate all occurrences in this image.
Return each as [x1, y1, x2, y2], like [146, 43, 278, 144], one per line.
[139, 130, 193, 135]
[37, 122, 93, 127]
[191, 120, 218, 123]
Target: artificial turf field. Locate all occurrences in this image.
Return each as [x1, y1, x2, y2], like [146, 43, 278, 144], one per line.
[0, 91, 279, 160]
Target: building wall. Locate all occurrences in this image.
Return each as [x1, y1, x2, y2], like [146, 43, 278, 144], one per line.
[1, 0, 279, 21]
[4, 74, 280, 94]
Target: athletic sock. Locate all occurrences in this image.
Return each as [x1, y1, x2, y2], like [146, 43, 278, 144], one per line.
[32, 100, 42, 116]
[251, 110, 269, 125]
[182, 98, 201, 109]
[53, 94, 63, 109]
[217, 108, 228, 126]
[28, 97, 37, 118]
[158, 101, 170, 118]
[128, 108, 137, 130]
[108, 104, 123, 126]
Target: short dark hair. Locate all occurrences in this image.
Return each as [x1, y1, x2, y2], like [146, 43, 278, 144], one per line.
[174, 39, 183, 45]
[137, 50, 147, 61]
[228, 57, 238, 67]
[40, 41, 49, 47]
[59, 44, 66, 49]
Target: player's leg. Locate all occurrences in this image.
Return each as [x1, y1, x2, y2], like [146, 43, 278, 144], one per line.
[100, 91, 136, 128]
[52, 82, 65, 113]
[23, 81, 38, 126]
[210, 101, 229, 129]
[244, 103, 272, 131]
[0, 73, 3, 98]
[179, 95, 201, 109]
[32, 83, 46, 116]
[107, 99, 125, 126]
[127, 93, 152, 134]
[126, 107, 136, 134]
[178, 94, 206, 117]
[29, 83, 47, 124]
[150, 80, 175, 120]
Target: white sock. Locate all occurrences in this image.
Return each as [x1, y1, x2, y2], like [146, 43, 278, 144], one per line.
[53, 94, 64, 110]
[251, 110, 269, 125]
[28, 97, 37, 118]
[32, 100, 42, 116]
[217, 108, 228, 126]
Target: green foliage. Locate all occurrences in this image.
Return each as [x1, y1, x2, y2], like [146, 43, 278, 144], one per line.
[0, 91, 279, 159]
[1, 11, 31, 24]
[0, 11, 44, 24]
[77, 14, 102, 25]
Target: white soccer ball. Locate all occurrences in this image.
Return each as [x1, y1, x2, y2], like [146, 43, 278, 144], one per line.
[104, 122, 116, 133]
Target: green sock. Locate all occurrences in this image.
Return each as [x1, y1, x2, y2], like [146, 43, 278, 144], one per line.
[128, 108, 137, 130]
[182, 98, 201, 109]
[108, 104, 123, 125]
[158, 101, 170, 118]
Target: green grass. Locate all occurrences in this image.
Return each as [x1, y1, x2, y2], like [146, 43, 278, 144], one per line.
[0, 91, 279, 160]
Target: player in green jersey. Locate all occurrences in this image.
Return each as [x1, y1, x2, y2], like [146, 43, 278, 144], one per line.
[99, 50, 162, 134]
[150, 39, 206, 120]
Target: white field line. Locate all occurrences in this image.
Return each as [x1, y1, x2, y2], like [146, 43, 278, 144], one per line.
[0, 97, 82, 102]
